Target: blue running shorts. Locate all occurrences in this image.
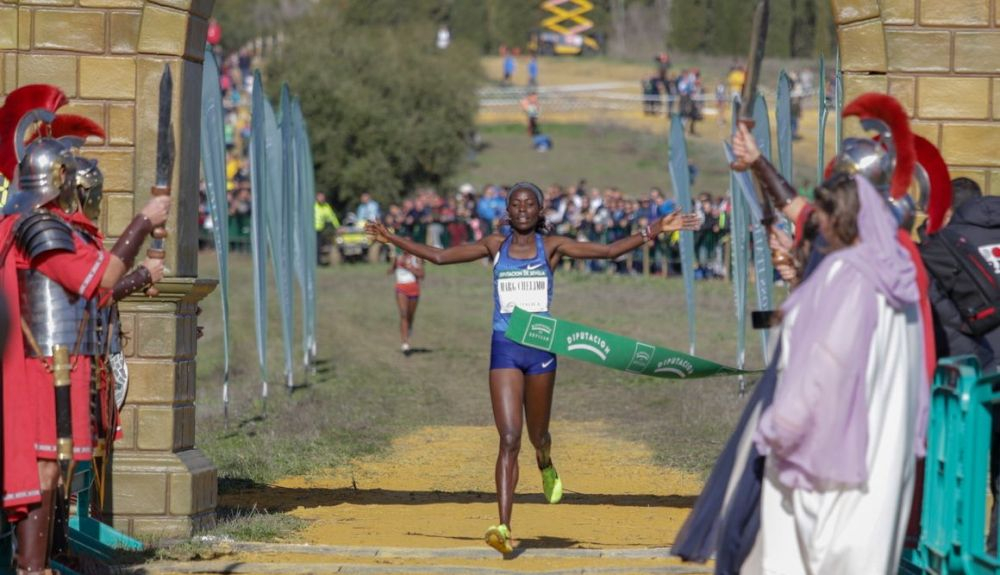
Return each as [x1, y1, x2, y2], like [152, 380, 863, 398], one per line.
[489, 331, 557, 375]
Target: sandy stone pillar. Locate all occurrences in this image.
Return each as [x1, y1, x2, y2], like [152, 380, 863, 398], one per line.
[831, 0, 1000, 194]
[0, 0, 218, 538]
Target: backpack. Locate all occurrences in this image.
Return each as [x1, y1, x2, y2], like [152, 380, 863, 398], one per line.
[921, 227, 1000, 337]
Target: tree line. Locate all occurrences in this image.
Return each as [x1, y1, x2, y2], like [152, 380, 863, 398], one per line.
[668, 0, 835, 58]
[213, 0, 835, 211]
[214, 0, 835, 58]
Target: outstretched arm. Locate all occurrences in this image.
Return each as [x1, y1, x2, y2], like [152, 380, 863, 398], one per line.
[731, 123, 808, 221]
[366, 220, 494, 265]
[552, 210, 699, 260]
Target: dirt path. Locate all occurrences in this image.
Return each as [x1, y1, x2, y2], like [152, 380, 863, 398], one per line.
[147, 421, 712, 574]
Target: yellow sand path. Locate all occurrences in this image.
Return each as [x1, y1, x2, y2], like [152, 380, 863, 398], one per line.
[150, 422, 712, 574]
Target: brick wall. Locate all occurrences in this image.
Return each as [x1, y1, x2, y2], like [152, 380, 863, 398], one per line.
[833, 0, 1000, 193]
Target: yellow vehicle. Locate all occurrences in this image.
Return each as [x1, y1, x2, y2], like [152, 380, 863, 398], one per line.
[531, 0, 600, 55]
[528, 29, 600, 56]
[335, 217, 371, 263]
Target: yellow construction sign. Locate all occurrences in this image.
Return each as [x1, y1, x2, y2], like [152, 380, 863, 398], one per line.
[534, 0, 600, 55]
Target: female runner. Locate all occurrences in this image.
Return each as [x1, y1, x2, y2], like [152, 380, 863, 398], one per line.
[366, 182, 699, 554]
[389, 246, 424, 354]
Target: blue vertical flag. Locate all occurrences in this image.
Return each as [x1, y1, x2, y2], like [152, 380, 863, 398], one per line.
[249, 71, 270, 404]
[776, 70, 793, 184]
[200, 47, 231, 420]
[817, 54, 828, 185]
[291, 98, 315, 368]
[296, 105, 318, 365]
[270, 86, 294, 391]
[835, 48, 843, 155]
[750, 95, 774, 361]
[668, 113, 697, 356]
[727, 98, 749, 391]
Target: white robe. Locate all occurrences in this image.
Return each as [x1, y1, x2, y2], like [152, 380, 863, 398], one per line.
[744, 261, 924, 575]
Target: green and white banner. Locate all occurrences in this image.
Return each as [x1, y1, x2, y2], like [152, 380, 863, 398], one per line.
[504, 308, 759, 380]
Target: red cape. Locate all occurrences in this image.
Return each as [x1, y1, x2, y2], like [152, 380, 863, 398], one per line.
[0, 214, 40, 519]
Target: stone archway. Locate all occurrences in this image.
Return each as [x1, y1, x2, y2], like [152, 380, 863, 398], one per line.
[831, 0, 1000, 194]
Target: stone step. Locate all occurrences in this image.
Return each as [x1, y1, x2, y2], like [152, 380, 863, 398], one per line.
[129, 542, 713, 575]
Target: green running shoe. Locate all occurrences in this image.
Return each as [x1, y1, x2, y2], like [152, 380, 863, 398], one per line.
[485, 524, 513, 554]
[541, 463, 563, 504]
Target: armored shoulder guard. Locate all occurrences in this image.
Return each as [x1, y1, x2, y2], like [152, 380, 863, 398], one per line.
[14, 211, 75, 260]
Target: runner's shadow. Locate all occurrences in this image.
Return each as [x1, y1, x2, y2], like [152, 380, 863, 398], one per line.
[218, 483, 698, 513]
[384, 532, 584, 557]
[219, 415, 267, 439]
[287, 382, 312, 395]
[517, 535, 580, 549]
[403, 347, 433, 356]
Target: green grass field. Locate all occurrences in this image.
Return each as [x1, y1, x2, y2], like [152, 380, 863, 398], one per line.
[186, 54, 820, 546]
[189, 112, 786, 545]
[457, 121, 820, 201]
[195, 256, 762, 487]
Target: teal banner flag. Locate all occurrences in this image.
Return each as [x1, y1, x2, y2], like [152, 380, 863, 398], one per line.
[776, 70, 793, 184]
[750, 95, 775, 359]
[249, 70, 270, 403]
[274, 85, 295, 389]
[296, 106, 318, 364]
[668, 113, 697, 356]
[817, 54, 828, 185]
[835, 48, 843, 155]
[504, 309, 757, 380]
[200, 46, 232, 419]
[291, 98, 314, 368]
[728, 98, 749, 390]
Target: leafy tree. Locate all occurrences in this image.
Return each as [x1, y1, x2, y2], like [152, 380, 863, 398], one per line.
[767, 0, 794, 58]
[268, 7, 482, 211]
[668, 0, 709, 53]
[811, 0, 835, 57]
[212, 0, 313, 53]
[711, 0, 757, 55]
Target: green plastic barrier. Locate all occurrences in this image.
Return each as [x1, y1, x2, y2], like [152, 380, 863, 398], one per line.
[900, 356, 1000, 574]
[504, 308, 758, 380]
[1, 462, 142, 575]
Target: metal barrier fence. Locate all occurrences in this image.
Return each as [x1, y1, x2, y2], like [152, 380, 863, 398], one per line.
[478, 83, 819, 114]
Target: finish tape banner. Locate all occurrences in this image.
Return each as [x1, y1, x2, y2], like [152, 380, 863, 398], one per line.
[504, 308, 759, 380]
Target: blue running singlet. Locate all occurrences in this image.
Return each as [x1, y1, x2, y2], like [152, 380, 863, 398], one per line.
[492, 233, 553, 332]
[489, 233, 556, 375]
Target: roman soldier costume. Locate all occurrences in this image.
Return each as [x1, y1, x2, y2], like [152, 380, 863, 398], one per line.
[0, 84, 160, 573]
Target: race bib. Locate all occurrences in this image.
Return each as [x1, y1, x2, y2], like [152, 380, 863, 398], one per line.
[497, 269, 549, 314]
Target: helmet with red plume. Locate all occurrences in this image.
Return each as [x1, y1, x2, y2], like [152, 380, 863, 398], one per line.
[836, 93, 916, 200]
[0, 85, 67, 182]
[0, 84, 106, 215]
[826, 93, 923, 230]
[912, 135, 952, 235]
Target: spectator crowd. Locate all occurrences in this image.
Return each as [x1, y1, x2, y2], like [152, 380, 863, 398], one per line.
[314, 181, 732, 280]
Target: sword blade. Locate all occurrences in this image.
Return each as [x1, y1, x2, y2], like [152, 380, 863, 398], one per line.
[739, 0, 770, 121]
[155, 65, 175, 187]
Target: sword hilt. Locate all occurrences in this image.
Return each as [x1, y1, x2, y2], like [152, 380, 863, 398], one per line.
[729, 118, 759, 171]
[145, 184, 171, 297]
[149, 184, 171, 240]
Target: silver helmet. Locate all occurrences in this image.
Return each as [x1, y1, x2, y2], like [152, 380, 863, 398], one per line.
[14, 109, 78, 212]
[75, 156, 103, 222]
[830, 118, 896, 195]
